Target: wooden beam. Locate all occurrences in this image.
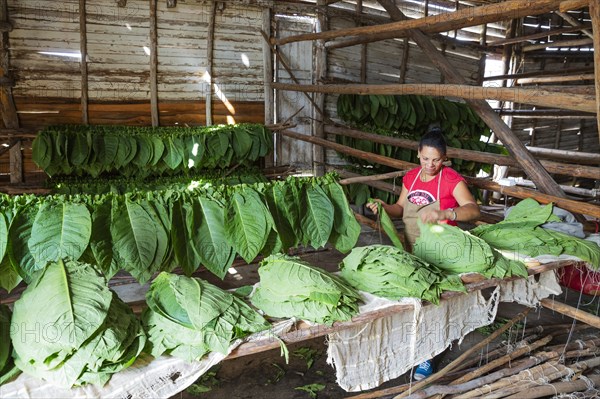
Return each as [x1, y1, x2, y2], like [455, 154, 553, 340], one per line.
[206, 0, 217, 125]
[313, 0, 327, 177]
[541, 298, 600, 329]
[487, 25, 592, 46]
[522, 37, 593, 52]
[325, 125, 600, 178]
[556, 10, 594, 39]
[149, 0, 159, 127]
[591, 0, 600, 143]
[465, 177, 600, 218]
[79, 0, 88, 124]
[484, 66, 595, 81]
[559, 0, 590, 12]
[517, 73, 595, 84]
[272, 82, 597, 113]
[273, 0, 578, 46]
[0, 0, 21, 184]
[262, 8, 274, 168]
[337, 169, 407, 186]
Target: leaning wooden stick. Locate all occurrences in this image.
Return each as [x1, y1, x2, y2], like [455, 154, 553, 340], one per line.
[393, 308, 532, 399]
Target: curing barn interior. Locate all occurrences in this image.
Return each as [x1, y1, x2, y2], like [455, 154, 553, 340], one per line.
[0, 1, 599, 398]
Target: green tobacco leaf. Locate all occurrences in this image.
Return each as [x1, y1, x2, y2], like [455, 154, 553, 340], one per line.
[111, 197, 159, 283]
[0, 256, 22, 292]
[225, 189, 270, 263]
[375, 202, 404, 250]
[7, 206, 38, 282]
[29, 201, 92, 268]
[195, 197, 235, 278]
[265, 184, 298, 251]
[89, 200, 118, 279]
[301, 185, 334, 248]
[171, 197, 202, 276]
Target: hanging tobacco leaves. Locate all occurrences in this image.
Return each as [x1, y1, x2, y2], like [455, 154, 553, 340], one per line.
[0, 305, 20, 385]
[0, 174, 360, 287]
[10, 260, 146, 388]
[251, 254, 361, 325]
[32, 124, 273, 178]
[142, 272, 270, 362]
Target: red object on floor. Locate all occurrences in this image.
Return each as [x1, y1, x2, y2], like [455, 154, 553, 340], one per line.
[559, 264, 600, 296]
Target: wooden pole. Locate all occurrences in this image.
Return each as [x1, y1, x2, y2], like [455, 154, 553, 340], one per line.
[516, 73, 595, 84]
[376, 0, 567, 198]
[356, 0, 367, 84]
[485, 65, 595, 81]
[313, 0, 327, 177]
[338, 169, 407, 185]
[591, 0, 600, 143]
[525, 145, 600, 165]
[465, 177, 600, 219]
[559, 0, 591, 12]
[206, 0, 217, 126]
[262, 8, 274, 168]
[149, 0, 159, 127]
[556, 10, 594, 39]
[476, 23, 487, 86]
[79, 0, 88, 125]
[540, 299, 600, 329]
[487, 25, 592, 46]
[272, 82, 597, 113]
[0, 0, 21, 184]
[273, 0, 578, 46]
[399, 38, 409, 83]
[325, 125, 600, 178]
[522, 37, 593, 52]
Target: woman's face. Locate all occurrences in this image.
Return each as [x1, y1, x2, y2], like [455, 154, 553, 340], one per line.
[418, 145, 446, 177]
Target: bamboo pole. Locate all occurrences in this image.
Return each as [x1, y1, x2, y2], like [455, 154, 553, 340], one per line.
[273, 0, 576, 46]
[205, 0, 217, 126]
[272, 82, 597, 114]
[591, 0, 600, 143]
[540, 298, 600, 329]
[79, 0, 88, 125]
[393, 309, 532, 399]
[325, 125, 600, 178]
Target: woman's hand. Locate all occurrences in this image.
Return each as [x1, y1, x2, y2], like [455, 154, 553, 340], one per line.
[366, 199, 385, 215]
[419, 208, 449, 224]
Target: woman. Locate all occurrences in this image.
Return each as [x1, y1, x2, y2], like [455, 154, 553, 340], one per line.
[367, 128, 481, 252]
[366, 128, 481, 381]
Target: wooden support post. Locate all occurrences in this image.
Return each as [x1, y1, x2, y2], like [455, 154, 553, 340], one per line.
[262, 8, 274, 167]
[313, 0, 327, 176]
[271, 82, 597, 114]
[149, 0, 159, 127]
[356, 0, 367, 84]
[206, 0, 217, 126]
[0, 0, 21, 184]
[554, 119, 562, 149]
[399, 38, 409, 83]
[476, 23, 487, 86]
[79, 0, 88, 124]
[591, 0, 600, 143]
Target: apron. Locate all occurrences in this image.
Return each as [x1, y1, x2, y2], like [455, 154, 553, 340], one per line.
[402, 168, 442, 253]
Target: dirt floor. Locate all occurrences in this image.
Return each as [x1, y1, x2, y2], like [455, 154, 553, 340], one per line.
[167, 226, 600, 399]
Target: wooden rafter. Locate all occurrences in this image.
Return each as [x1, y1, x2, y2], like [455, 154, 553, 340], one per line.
[487, 25, 591, 46]
[555, 10, 594, 39]
[522, 37, 593, 52]
[272, 82, 597, 113]
[273, 0, 585, 46]
[483, 66, 595, 81]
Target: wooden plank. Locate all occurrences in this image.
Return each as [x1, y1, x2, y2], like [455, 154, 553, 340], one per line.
[274, 0, 574, 46]
[272, 82, 597, 113]
[149, 0, 158, 127]
[591, 0, 600, 144]
[79, 0, 88, 124]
